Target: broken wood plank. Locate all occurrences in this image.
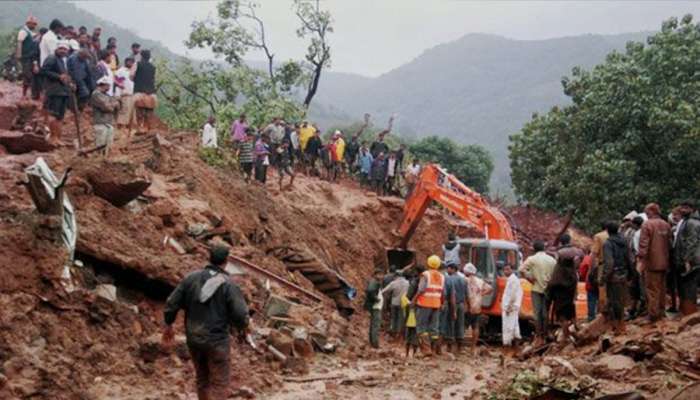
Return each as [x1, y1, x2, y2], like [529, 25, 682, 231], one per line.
[283, 374, 343, 383]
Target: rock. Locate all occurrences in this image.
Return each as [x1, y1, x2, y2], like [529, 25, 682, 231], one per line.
[95, 284, 118, 302]
[680, 311, 700, 330]
[265, 295, 294, 318]
[267, 330, 295, 356]
[0, 130, 54, 154]
[293, 338, 315, 358]
[537, 365, 552, 380]
[593, 355, 635, 378]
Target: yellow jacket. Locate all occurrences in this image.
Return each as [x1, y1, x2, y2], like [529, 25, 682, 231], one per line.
[299, 126, 314, 151]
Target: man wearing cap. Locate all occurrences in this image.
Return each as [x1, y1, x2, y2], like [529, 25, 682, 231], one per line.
[90, 76, 121, 156]
[41, 40, 71, 145]
[637, 203, 671, 322]
[412, 255, 445, 356]
[464, 263, 492, 354]
[163, 245, 250, 400]
[16, 15, 39, 99]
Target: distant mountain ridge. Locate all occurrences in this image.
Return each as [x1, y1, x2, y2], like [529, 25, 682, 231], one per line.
[309, 31, 653, 192]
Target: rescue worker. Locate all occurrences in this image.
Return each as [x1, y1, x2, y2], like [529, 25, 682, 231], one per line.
[636, 203, 672, 322]
[162, 245, 249, 400]
[412, 255, 445, 356]
[364, 269, 384, 348]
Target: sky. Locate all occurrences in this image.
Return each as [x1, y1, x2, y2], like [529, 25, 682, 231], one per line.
[74, 1, 700, 77]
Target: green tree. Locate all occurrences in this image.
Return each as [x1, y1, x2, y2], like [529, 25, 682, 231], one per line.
[409, 136, 494, 194]
[509, 15, 700, 230]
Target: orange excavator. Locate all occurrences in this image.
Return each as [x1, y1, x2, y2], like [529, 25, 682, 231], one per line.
[388, 164, 588, 330]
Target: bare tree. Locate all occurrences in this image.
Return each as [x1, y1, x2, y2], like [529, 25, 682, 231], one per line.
[294, 0, 333, 109]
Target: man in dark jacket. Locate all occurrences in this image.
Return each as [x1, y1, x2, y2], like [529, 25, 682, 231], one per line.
[163, 245, 249, 400]
[41, 41, 71, 145]
[132, 49, 157, 132]
[675, 200, 700, 315]
[364, 269, 384, 348]
[546, 234, 582, 341]
[304, 129, 323, 176]
[371, 152, 387, 195]
[637, 203, 672, 322]
[67, 49, 95, 110]
[600, 221, 633, 334]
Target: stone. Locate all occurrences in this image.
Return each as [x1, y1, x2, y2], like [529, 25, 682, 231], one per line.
[593, 354, 635, 378]
[95, 284, 118, 302]
[265, 295, 294, 318]
[267, 330, 295, 356]
[294, 338, 315, 358]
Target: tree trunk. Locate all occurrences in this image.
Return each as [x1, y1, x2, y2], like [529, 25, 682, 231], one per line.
[303, 63, 322, 109]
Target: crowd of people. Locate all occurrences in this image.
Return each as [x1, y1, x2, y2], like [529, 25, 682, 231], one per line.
[364, 200, 700, 356]
[13, 15, 157, 155]
[202, 112, 423, 194]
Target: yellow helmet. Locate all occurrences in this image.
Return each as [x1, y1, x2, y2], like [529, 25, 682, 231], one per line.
[427, 255, 441, 270]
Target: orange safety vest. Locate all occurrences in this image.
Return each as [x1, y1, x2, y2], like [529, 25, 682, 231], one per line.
[416, 270, 445, 309]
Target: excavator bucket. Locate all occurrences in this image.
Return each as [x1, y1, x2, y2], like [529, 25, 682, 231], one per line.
[386, 248, 416, 270]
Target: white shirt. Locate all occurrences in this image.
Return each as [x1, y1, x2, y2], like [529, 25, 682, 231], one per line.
[98, 61, 115, 96]
[290, 131, 300, 149]
[202, 123, 217, 148]
[408, 164, 421, 176]
[114, 67, 134, 96]
[387, 158, 397, 177]
[39, 30, 59, 66]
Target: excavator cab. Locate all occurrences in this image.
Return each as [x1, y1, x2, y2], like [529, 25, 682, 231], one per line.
[459, 239, 521, 309]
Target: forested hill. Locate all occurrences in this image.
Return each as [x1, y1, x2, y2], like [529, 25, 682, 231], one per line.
[309, 32, 651, 193]
[0, 1, 177, 61]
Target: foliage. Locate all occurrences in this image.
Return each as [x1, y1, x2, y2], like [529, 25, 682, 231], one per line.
[156, 58, 304, 131]
[0, 30, 14, 60]
[409, 136, 494, 194]
[198, 147, 238, 171]
[509, 15, 700, 231]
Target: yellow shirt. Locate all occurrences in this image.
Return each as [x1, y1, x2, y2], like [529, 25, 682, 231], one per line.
[299, 126, 314, 151]
[335, 137, 345, 161]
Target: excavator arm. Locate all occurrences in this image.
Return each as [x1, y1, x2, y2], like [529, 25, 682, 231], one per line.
[397, 164, 514, 248]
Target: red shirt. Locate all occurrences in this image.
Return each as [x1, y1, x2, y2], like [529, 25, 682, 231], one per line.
[579, 254, 593, 291]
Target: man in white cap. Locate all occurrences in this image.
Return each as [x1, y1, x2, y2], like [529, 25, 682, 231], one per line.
[41, 40, 71, 145]
[16, 15, 39, 99]
[90, 76, 121, 156]
[464, 263, 492, 354]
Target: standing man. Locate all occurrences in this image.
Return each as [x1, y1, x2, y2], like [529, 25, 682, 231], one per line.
[442, 232, 461, 268]
[67, 48, 95, 111]
[304, 129, 323, 176]
[41, 41, 71, 145]
[364, 269, 384, 349]
[385, 152, 398, 195]
[16, 15, 39, 99]
[444, 263, 468, 353]
[238, 129, 256, 184]
[518, 240, 555, 343]
[276, 141, 296, 190]
[90, 77, 120, 156]
[40, 19, 63, 67]
[91, 27, 102, 52]
[405, 159, 421, 197]
[578, 248, 597, 322]
[254, 133, 271, 184]
[298, 120, 315, 154]
[230, 113, 248, 148]
[381, 271, 409, 341]
[130, 43, 142, 63]
[590, 221, 610, 313]
[132, 49, 157, 133]
[464, 263, 492, 354]
[163, 245, 250, 400]
[546, 234, 582, 342]
[201, 116, 217, 149]
[501, 264, 523, 347]
[115, 57, 136, 130]
[358, 142, 373, 187]
[370, 131, 389, 158]
[637, 203, 671, 322]
[412, 255, 445, 356]
[601, 222, 633, 334]
[370, 152, 387, 196]
[675, 200, 700, 315]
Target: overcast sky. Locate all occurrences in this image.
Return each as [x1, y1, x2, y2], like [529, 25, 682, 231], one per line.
[74, 1, 700, 77]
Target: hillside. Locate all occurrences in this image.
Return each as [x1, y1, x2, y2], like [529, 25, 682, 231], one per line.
[310, 32, 651, 192]
[0, 1, 178, 61]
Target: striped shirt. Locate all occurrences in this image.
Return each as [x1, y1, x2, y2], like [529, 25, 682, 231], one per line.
[239, 141, 254, 163]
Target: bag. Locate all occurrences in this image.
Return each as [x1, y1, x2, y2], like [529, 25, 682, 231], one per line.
[134, 93, 157, 109]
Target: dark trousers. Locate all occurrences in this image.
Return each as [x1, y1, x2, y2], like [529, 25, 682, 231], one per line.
[188, 344, 230, 400]
[445, 303, 465, 340]
[389, 305, 404, 334]
[255, 160, 268, 183]
[644, 270, 666, 320]
[606, 282, 626, 322]
[587, 290, 599, 322]
[369, 309, 381, 348]
[531, 291, 547, 336]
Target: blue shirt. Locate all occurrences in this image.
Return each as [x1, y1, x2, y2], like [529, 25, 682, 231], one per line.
[444, 273, 468, 304]
[359, 150, 373, 174]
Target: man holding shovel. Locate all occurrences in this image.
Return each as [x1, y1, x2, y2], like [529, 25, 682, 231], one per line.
[162, 245, 250, 400]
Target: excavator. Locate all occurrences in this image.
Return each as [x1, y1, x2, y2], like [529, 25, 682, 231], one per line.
[388, 164, 587, 336]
